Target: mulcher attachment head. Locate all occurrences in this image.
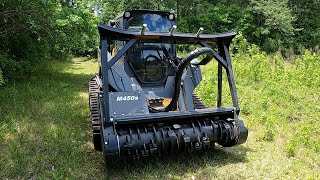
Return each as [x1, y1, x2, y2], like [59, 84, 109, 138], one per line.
[102, 117, 248, 159]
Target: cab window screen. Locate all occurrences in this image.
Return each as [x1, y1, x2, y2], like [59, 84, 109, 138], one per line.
[128, 44, 167, 83]
[127, 13, 172, 32]
[126, 13, 172, 83]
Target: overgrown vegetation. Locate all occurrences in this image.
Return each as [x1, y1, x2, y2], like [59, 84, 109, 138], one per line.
[0, 68, 3, 85]
[196, 35, 320, 158]
[118, 0, 320, 52]
[1, 0, 320, 86]
[0, 0, 98, 85]
[1, 50, 319, 178]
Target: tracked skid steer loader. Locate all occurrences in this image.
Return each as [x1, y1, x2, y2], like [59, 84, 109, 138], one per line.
[89, 10, 248, 160]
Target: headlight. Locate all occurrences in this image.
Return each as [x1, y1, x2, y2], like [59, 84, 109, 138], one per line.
[124, 11, 131, 18]
[168, 14, 174, 20]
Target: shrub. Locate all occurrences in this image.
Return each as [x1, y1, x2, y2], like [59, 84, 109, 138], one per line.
[0, 67, 3, 86]
[0, 54, 32, 83]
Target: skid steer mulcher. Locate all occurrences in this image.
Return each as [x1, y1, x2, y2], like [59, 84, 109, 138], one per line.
[89, 10, 248, 160]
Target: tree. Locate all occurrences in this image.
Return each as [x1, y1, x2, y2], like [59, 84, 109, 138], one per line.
[241, 0, 296, 51]
[288, 0, 320, 50]
[0, 0, 99, 84]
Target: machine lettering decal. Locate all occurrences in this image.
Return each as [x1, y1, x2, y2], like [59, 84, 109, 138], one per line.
[116, 96, 139, 101]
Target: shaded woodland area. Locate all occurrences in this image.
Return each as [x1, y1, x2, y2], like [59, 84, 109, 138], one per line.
[1, 0, 320, 85]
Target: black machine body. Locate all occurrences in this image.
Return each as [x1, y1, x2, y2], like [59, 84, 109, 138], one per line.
[88, 9, 248, 160]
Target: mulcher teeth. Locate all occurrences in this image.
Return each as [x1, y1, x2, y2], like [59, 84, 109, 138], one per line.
[102, 119, 248, 159]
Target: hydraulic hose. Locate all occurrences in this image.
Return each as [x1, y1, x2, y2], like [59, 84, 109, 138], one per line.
[149, 47, 216, 112]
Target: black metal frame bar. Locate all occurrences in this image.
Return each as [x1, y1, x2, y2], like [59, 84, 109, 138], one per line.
[107, 38, 138, 68]
[100, 38, 110, 122]
[199, 41, 240, 112]
[99, 25, 240, 124]
[217, 42, 224, 108]
[114, 107, 235, 125]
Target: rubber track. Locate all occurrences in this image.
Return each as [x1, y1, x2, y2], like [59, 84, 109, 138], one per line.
[192, 93, 207, 109]
[89, 76, 102, 151]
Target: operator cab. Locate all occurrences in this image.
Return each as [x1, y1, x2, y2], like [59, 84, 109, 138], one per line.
[108, 10, 180, 109]
[122, 10, 176, 84]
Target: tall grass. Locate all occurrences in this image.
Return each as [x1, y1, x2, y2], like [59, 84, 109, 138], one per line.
[196, 36, 320, 157]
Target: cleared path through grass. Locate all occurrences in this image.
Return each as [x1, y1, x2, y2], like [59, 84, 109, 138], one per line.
[0, 57, 319, 179]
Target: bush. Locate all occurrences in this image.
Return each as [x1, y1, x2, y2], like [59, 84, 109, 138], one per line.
[0, 55, 15, 83]
[0, 1, 100, 86]
[0, 67, 3, 86]
[0, 54, 32, 84]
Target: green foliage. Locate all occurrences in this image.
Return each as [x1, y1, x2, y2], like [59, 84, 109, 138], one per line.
[124, 0, 159, 10]
[100, 0, 125, 23]
[243, 0, 296, 51]
[196, 35, 320, 158]
[289, 0, 320, 50]
[0, 0, 99, 84]
[176, 0, 243, 34]
[1, 0, 319, 85]
[286, 122, 320, 157]
[104, 0, 319, 52]
[0, 68, 3, 86]
[232, 32, 249, 53]
[52, 4, 98, 55]
[0, 54, 31, 84]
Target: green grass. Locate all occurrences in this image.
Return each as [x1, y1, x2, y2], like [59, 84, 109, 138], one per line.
[0, 52, 319, 179]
